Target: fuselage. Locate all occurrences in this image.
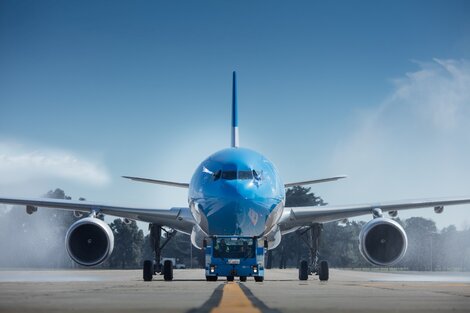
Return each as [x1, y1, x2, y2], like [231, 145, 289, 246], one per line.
[188, 147, 285, 240]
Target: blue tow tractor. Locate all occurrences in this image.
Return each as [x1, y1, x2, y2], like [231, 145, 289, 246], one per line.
[204, 236, 266, 282]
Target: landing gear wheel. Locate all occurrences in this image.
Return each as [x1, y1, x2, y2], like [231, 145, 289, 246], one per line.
[144, 224, 176, 281]
[143, 260, 153, 281]
[163, 260, 173, 281]
[226, 276, 234, 282]
[239, 276, 247, 282]
[254, 276, 264, 282]
[206, 276, 218, 281]
[299, 260, 309, 281]
[318, 260, 329, 281]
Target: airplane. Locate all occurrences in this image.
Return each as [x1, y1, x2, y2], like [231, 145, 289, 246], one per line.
[1, 71, 470, 282]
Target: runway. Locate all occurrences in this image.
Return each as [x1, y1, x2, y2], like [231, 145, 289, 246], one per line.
[0, 269, 469, 312]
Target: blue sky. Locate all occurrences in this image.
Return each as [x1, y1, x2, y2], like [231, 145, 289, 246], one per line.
[1, 0, 470, 230]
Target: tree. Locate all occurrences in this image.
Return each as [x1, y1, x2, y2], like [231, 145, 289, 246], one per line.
[285, 186, 326, 207]
[435, 225, 469, 271]
[108, 219, 144, 268]
[320, 221, 368, 268]
[401, 217, 437, 271]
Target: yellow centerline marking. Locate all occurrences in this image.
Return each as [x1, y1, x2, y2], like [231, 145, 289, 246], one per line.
[210, 282, 261, 313]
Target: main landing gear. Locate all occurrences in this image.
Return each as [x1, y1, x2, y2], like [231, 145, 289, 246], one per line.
[143, 224, 176, 282]
[298, 223, 329, 281]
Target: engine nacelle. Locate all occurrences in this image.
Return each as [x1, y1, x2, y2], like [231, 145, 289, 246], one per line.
[359, 218, 407, 266]
[65, 217, 114, 266]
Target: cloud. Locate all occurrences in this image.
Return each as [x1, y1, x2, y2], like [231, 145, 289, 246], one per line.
[390, 58, 470, 130]
[327, 59, 470, 229]
[0, 141, 110, 187]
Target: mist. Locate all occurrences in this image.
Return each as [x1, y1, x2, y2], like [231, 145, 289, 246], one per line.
[0, 189, 77, 268]
[399, 217, 470, 271]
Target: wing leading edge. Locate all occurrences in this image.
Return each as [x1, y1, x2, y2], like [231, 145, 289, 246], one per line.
[279, 196, 470, 231]
[0, 196, 195, 234]
[284, 175, 347, 187]
[122, 176, 189, 188]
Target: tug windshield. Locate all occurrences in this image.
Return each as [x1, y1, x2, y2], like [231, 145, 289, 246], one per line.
[212, 237, 255, 258]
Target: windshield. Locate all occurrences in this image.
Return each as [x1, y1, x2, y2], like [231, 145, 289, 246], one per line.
[212, 237, 255, 258]
[221, 171, 237, 180]
[238, 170, 253, 179]
[213, 170, 261, 181]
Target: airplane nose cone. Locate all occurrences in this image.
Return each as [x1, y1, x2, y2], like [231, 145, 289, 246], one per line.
[223, 180, 257, 200]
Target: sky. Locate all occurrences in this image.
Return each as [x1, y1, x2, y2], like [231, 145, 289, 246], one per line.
[1, 0, 470, 230]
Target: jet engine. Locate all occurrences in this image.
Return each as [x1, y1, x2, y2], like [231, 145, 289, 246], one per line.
[65, 217, 114, 266]
[359, 218, 407, 266]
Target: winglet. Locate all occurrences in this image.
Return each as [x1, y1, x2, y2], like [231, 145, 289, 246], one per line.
[231, 71, 239, 148]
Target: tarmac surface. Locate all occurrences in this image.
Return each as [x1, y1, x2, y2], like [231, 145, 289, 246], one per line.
[0, 268, 469, 313]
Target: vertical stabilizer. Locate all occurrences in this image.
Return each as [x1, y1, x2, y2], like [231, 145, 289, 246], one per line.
[231, 71, 239, 148]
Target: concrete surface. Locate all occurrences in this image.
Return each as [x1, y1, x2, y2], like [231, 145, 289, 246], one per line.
[0, 269, 469, 312]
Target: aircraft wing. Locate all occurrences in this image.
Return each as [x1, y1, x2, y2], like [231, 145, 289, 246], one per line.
[0, 196, 195, 234]
[284, 175, 347, 187]
[122, 176, 189, 188]
[278, 197, 470, 231]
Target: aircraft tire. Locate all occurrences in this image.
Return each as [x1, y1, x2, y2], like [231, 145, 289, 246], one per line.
[299, 260, 308, 280]
[239, 276, 247, 282]
[143, 260, 153, 281]
[163, 260, 173, 281]
[318, 260, 329, 281]
[254, 276, 264, 282]
[226, 276, 234, 282]
[206, 276, 218, 281]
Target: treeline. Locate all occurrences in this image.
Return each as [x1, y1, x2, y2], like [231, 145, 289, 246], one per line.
[0, 188, 469, 271]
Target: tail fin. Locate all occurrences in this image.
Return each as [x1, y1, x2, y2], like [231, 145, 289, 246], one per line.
[231, 71, 239, 148]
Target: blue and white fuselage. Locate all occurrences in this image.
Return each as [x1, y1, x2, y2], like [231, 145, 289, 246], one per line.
[188, 147, 285, 247]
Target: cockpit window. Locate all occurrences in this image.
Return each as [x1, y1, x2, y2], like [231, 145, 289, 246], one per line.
[212, 169, 262, 181]
[221, 171, 237, 180]
[213, 170, 221, 181]
[238, 170, 253, 180]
